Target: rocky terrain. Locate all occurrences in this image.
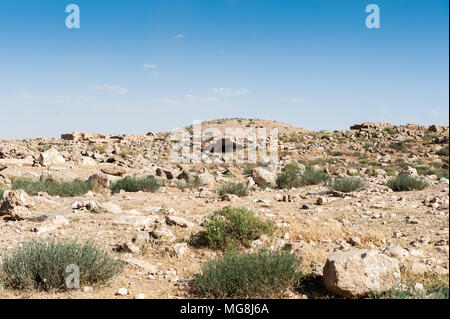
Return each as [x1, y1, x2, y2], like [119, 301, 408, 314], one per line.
[0, 118, 448, 299]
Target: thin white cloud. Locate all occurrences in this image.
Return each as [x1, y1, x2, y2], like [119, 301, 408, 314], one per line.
[430, 109, 440, 116]
[7, 93, 103, 109]
[17, 93, 33, 101]
[143, 64, 158, 69]
[0, 99, 14, 106]
[160, 98, 181, 105]
[174, 34, 184, 39]
[216, 50, 225, 55]
[158, 94, 227, 107]
[87, 84, 129, 95]
[211, 88, 249, 96]
[283, 97, 305, 104]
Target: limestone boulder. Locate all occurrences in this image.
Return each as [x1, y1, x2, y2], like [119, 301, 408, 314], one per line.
[251, 167, 276, 186]
[398, 166, 418, 177]
[38, 148, 65, 166]
[323, 249, 401, 298]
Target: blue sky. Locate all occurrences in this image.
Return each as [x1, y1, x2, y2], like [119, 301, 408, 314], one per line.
[0, 0, 448, 138]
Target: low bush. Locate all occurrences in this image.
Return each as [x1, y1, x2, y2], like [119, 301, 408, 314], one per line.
[243, 166, 254, 175]
[12, 178, 92, 197]
[200, 206, 274, 250]
[110, 175, 161, 193]
[371, 284, 449, 299]
[329, 176, 366, 193]
[176, 176, 204, 190]
[389, 142, 410, 153]
[383, 127, 398, 135]
[1, 239, 124, 291]
[276, 164, 302, 189]
[436, 169, 449, 179]
[300, 168, 329, 185]
[328, 151, 343, 157]
[387, 175, 428, 191]
[91, 145, 106, 154]
[217, 182, 249, 197]
[276, 165, 329, 189]
[437, 146, 449, 156]
[243, 162, 269, 175]
[193, 249, 303, 298]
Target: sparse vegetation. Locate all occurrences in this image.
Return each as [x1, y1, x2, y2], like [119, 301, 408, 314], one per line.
[12, 178, 92, 197]
[280, 133, 305, 143]
[91, 145, 106, 154]
[243, 165, 254, 175]
[389, 142, 410, 153]
[300, 168, 329, 185]
[387, 175, 429, 191]
[118, 148, 138, 158]
[193, 249, 303, 298]
[437, 146, 449, 156]
[329, 176, 366, 193]
[110, 175, 162, 193]
[371, 283, 449, 299]
[383, 127, 398, 135]
[217, 182, 249, 197]
[176, 176, 204, 190]
[436, 169, 449, 179]
[276, 163, 302, 189]
[199, 206, 275, 250]
[414, 165, 448, 179]
[327, 151, 343, 157]
[276, 165, 329, 189]
[0, 118, 448, 299]
[1, 239, 124, 291]
[243, 162, 270, 175]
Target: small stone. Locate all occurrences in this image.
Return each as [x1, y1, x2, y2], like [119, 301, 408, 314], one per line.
[166, 242, 189, 258]
[150, 225, 176, 243]
[414, 283, 424, 291]
[316, 197, 326, 205]
[348, 236, 362, 246]
[82, 286, 93, 293]
[117, 287, 128, 296]
[122, 241, 140, 254]
[165, 215, 194, 228]
[134, 233, 151, 243]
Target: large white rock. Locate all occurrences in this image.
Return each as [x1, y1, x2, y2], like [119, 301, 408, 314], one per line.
[251, 167, 276, 186]
[323, 249, 401, 298]
[34, 215, 70, 234]
[165, 215, 194, 228]
[38, 148, 66, 166]
[150, 224, 176, 243]
[80, 156, 98, 167]
[7, 206, 32, 220]
[91, 202, 122, 214]
[196, 172, 215, 188]
[398, 166, 418, 177]
[112, 214, 160, 227]
[0, 189, 34, 209]
[0, 189, 35, 220]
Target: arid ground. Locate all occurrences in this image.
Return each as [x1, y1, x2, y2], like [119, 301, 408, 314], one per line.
[0, 118, 448, 299]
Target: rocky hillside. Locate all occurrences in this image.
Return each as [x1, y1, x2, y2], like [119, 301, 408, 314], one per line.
[0, 120, 448, 299]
